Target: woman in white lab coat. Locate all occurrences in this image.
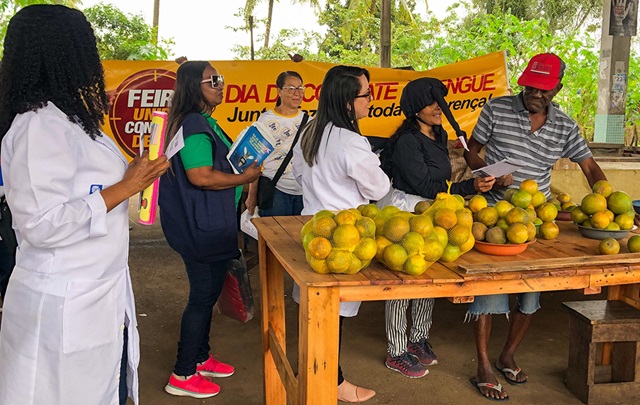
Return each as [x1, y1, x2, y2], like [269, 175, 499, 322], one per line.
[0, 6, 169, 405]
[293, 65, 390, 403]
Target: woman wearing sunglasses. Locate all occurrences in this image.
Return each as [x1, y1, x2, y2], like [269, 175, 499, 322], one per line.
[245, 71, 308, 217]
[292, 65, 390, 403]
[159, 61, 261, 399]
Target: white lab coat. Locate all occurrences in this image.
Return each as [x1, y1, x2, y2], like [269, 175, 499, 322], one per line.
[0, 103, 139, 405]
[292, 123, 390, 316]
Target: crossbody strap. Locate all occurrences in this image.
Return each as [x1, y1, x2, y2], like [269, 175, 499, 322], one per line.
[269, 112, 309, 187]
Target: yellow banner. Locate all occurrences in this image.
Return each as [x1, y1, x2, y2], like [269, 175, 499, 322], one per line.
[103, 51, 509, 159]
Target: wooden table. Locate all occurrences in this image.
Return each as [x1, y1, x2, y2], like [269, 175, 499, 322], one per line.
[253, 216, 640, 405]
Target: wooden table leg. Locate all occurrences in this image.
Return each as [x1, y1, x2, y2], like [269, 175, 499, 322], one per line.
[298, 285, 340, 405]
[260, 237, 287, 405]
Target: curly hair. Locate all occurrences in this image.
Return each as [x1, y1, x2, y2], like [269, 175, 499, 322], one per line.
[0, 5, 109, 145]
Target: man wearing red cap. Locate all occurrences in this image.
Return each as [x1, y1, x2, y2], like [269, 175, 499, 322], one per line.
[463, 53, 607, 401]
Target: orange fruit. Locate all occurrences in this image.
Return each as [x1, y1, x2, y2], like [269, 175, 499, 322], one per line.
[531, 191, 546, 208]
[414, 200, 432, 214]
[606, 222, 621, 230]
[520, 179, 539, 195]
[307, 237, 333, 260]
[459, 234, 476, 253]
[314, 210, 335, 219]
[383, 244, 409, 271]
[536, 202, 558, 222]
[506, 223, 529, 244]
[494, 200, 514, 218]
[313, 216, 338, 238]
[434, 208, 458, 229]
[403, 254, 428, 276]
[505, 207, 529, 225]
[302, 232, 316, 250]
[496, 218, 509, 231]
[590, 211, 611, 229]
[614, 213, 634, 230]
[430, 226, 449, 247]
[383, 216, 411, 243]
[359, 203, 380, 218]
[409, 215, 434, 238]
[570, 207, 589, 224]
[561, 201, 577, 211]
[581, 193, 607, 215]
[503, 188, 518, 204]
[485, 227, 506, 244]
[472, 222, 488, 241]
[332, 224, 360, 249]
[607, 191, 633, 215]
[592, 180, 613, 198]
[539, 221, 560, 240]
[326, 250, 352, 273]
[557, 192, 572, 204]
[456, 209, 474, 229]
[344, 254, 363, 275]
[477, 207, 499, 227]
[449, 224, 471, 246]
[401, 232, 425, 255]
[300, 219, 314, 240]
[306, 253, 330, 274]
[511, 190, 533, 208]
[439, 244, 461, 262]
[375, 236, 394, 261]
[355, 217, 376, 238]
[353, 237, 377, 261]
[468, 195, 488, 214]
[526, 222, 536, 241]
[627, 235, 640, 253]
[598, 238, 620, 255]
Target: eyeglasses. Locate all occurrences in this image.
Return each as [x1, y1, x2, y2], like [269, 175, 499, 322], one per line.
[201, 75, 225, 89]
[280, 86, 306, 94]
[355, 90, 372, 101]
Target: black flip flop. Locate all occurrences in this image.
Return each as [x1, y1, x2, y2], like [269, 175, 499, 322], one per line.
[495, 362, 528, 385]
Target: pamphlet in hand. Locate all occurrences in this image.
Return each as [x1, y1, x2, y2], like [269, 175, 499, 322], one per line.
[227, 122, 276, 174]
[472, 158, 527, 178]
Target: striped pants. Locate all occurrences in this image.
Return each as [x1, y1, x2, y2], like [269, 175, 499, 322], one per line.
[385, 298, 435, 357]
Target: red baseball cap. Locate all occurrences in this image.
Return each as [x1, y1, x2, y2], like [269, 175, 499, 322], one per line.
[517, 53, 565, 91]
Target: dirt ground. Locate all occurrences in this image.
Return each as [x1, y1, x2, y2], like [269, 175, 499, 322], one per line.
[127, 203, 626, 405]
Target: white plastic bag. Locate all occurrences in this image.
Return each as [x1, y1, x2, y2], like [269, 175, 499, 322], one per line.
[240, 208, 260, 240]
[376, 187, 424, 212]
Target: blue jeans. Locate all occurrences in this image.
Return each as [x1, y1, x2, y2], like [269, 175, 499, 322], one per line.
[173, 256, 229, 376]
[259, 188, 303, 217]
[466, 292, 541, 321]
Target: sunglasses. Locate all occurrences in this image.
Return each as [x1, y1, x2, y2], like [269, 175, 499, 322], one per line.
[201, 75, 225, 89]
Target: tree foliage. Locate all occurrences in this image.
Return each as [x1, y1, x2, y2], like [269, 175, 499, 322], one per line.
[83, 3, 173, 60]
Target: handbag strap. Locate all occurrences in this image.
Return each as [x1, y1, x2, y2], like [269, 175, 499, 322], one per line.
[269, 112, 309, 187]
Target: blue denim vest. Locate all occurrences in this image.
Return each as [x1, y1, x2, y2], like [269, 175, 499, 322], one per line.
[159, 113, 238, 263]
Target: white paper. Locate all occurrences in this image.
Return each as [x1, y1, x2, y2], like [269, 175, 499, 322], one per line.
[472, 158, 526, 178]
[165, 127, 184, 160]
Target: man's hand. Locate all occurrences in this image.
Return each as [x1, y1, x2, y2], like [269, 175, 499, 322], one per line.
[494, 174, 514, 189]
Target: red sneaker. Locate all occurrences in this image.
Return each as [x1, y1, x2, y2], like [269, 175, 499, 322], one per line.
[164, 372, 220, 398]
[196, 355, 235, 378]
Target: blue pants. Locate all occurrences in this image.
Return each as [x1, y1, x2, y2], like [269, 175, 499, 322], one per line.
[119, 327, 128, 405]
[173, 256, 229, 376]
[466, 292, 541, 321]
[259, 188, 303, 217]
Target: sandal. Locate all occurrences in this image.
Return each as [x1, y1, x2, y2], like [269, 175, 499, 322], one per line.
[495, 362, 527, 385]
[470, 377, 509, 401]
[337, 380, 376, 403]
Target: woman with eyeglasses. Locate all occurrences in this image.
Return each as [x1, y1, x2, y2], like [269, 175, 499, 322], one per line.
[245, 71, 307, 217]
[379, 78, 494, 379]
[292, 65, 390, 403]
[0, 5, 170, 405]
[158, 61, 261, 399]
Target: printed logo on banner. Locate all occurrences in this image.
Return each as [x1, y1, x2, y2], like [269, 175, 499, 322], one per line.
[108, 69, 176, 157]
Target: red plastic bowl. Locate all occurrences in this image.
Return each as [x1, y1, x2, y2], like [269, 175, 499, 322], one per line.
[474, 239, 536, 256]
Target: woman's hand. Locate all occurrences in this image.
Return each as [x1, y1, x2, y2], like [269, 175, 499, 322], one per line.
[123, 152, 171, 195]
[101, 152, 170, 213]
[473, 176, 496, 193]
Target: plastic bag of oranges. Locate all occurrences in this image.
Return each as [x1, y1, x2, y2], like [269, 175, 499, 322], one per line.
[371, 203, 443, 276]
[422, 183, 475, 263]
[301, 209, 377, 274]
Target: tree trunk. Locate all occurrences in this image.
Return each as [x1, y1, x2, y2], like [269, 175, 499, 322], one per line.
[264, 0, 274, 49]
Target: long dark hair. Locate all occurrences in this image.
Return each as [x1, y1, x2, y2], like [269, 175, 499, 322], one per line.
[380, 115, 422, 175]
[300, 65, 370, 166]
[165, 61, 211, 151]
[0, 5, 109, 145]
[275, 70, 303, 107]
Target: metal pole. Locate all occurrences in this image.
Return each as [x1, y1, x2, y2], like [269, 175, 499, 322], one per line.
[380, 0, 391, 68]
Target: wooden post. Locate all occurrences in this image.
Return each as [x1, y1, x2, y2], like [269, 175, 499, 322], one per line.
[380, 0, 391, 68]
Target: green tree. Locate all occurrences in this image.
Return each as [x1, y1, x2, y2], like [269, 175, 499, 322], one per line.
[83, 3, 173, 60]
